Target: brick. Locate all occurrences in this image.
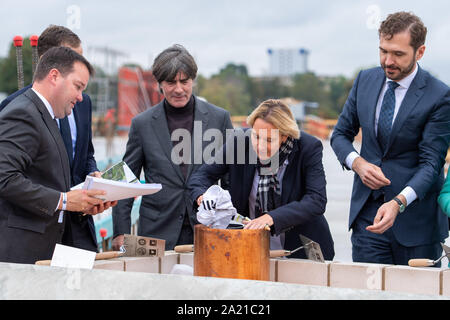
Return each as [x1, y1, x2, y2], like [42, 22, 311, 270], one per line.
[277, 258, 330, 286]
[179, 253, 194, 267]
[384, 265, 442, 296]
[160, 251, 180, 274]
[93, 259, 124, 271]
[120, 257, 160, 273]
[269, 259, 277, 282]
[440, 269, 450, 296]
[330, 262, 389, 290]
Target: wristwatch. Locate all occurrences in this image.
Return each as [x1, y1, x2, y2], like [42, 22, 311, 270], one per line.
[393, 197, 405, 213]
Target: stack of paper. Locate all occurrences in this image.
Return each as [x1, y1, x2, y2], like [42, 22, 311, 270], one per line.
[82, 176, 161, 202]
[71, 161, 162, 202]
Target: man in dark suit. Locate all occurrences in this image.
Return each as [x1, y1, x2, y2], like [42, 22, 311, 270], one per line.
[0, 25, 102, 252]
[331, 12, 450, 265]
[0, 47, 108, 264]
[112, 44, 233, 250]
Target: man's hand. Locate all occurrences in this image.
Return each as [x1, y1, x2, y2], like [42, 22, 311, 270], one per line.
[83, 200, 118, 215]
[63, 189, 106, 213]
[90, 171, 102, 178]
[366, 195, 405, 234]
[243, 214, 274, 230]
[112, 234, 124, 251]
[352, 157, 391, 190]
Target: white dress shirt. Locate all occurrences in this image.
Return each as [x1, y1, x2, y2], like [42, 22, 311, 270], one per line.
[32, 88, 56, 120]
[345, 64, 419, 206]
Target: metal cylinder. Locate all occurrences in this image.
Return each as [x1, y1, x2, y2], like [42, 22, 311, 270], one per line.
[30, 35, 39, 76]
[13, 36, 24, 90]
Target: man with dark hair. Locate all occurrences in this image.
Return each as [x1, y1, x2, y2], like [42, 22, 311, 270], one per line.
[0, 25, 82, 111]
[0, 47, 113, 264]
[0, 25, 107, 253]
[331, 12, 450, 265]
[34, 46, 94, 82]
[37, 25, 81, 57]
[112, 44, 233, 250]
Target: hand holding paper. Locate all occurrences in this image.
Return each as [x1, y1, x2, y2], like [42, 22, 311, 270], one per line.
[72, 161, 162, 203]
[82, 176, 162, 202]
[61, 189, 106, 213]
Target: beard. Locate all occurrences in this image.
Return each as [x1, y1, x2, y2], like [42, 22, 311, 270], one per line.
[381, 57, 416, 81]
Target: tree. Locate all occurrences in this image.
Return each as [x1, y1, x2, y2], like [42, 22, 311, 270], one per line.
[197, 63, 253, 116]
[0, 37, 33, 94]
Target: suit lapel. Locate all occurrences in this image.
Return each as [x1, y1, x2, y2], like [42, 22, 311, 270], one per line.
[151, 101, 185, 182]
[281, 141, 299, 204]
[72, 105, 81, 176]
[386, 67, 426, 154]
[187, 97, 209, 179]
[25, 89, 71, 190]
[367, 69, 386, 154]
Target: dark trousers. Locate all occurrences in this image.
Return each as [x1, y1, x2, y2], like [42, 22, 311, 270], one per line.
[62, 213, 98, 252]
[351, 197, 442, 266]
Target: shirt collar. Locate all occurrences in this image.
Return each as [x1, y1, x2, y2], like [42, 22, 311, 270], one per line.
[386, 62, 419, 90]
[31, 88, 56, 120]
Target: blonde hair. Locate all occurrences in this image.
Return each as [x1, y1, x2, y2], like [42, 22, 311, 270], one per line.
[247, 99, 300, 139]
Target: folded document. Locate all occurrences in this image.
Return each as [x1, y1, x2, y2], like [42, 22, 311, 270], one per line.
[82, 176, 161, 202]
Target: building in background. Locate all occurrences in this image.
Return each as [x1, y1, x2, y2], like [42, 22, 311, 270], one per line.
[267, 48, 309, 77]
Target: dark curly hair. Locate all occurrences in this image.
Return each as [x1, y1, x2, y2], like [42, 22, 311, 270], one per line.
[378, 11, 427, 51]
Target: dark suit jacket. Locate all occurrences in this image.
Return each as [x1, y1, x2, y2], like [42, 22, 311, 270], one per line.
[0, 88, 71, 263]
[188, 129, 335, 260]
[0, 85, 29, 112]
[331, 66, 450, 246]
[63, 93, 99, 252]
[112, 96, 233, 249]
[1, 86, 99, 252]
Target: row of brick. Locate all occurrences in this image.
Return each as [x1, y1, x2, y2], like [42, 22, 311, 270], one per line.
[92, 251, 449, 297]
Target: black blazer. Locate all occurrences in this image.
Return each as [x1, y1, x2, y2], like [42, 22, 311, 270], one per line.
[112, 96, 233, 249]
[1, 86, 99, 252]
[62, 93, 99, 252]
[0, 89, 71, 263]
[188, 129, 335, 260]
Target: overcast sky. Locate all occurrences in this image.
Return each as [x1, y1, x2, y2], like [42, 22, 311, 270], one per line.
[1, 0, 449, 84]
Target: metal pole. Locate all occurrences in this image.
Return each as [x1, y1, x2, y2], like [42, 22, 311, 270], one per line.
[13, 35, 24, 90]
[30, 35, 39, 77]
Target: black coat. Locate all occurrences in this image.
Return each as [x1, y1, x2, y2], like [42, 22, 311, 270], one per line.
[188, 129, 335, 260]
[0, 89, 71, 263]
[1, 85, 99, 252]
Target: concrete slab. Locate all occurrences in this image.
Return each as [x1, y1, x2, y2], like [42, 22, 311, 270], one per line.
[0, 262, 445, 300]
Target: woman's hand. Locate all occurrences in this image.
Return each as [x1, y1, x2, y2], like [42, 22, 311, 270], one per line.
[196, 195, 203, 206]
[243, 213, 273, 230]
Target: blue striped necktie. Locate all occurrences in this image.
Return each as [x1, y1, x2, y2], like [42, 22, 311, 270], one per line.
[377, 81, 399, 152]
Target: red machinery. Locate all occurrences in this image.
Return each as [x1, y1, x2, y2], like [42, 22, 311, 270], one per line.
[116, 66, 163, 135]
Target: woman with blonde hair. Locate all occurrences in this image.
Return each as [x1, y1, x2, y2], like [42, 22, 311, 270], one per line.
[188, 99, 334, 260]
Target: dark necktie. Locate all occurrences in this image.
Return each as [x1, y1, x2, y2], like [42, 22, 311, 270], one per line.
[59, 116, 74, 168]
[377, 81, 400, 152]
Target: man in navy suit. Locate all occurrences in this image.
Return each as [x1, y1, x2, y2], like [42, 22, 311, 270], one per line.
[0, 25, 104, 252]
[331, 12, 450, 265]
